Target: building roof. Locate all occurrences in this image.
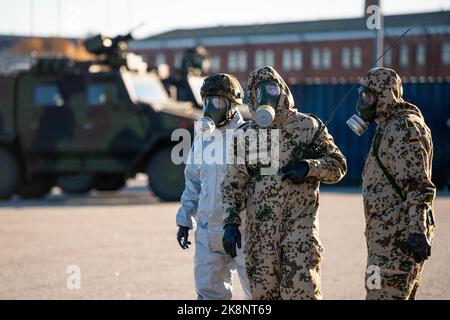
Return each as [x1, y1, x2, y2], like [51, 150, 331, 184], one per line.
[141, 10, 450, 41]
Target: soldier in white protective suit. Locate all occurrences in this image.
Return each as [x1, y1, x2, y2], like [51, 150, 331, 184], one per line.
[176, 73, 251, 300]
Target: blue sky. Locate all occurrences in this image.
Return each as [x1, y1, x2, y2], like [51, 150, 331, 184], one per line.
[0, 0, 449, 39]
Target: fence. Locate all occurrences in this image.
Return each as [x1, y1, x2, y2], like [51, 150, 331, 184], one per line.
[290, 82, 450, 189]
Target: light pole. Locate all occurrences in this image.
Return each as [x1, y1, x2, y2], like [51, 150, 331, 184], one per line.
[374, 0, 384, 67]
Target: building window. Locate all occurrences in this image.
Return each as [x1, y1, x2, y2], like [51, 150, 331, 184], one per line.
[173, 52, 183, 69]
[283, 49, 302, 71]
[322, 48, 331, 70]
[442, 42, 450, 65]
[282, 49, 292, 71]
[255, 50, 274, 69]
[155, 53, 166, 66]
[341, 47, 351, 69]
[255, 50, 264, 68]
[265, 50, 274, 67]
[237, 51, 247, 71]
[384, 49, 392, 67]
[209, 55, 221, 72]
[416, 43, 426, 67]
[352, 47, 362, 68]
[293, 49, 302, 70]
[228, 51, 237, 71]
[311, 48, 321, 70]
[399, 44, 409, 67]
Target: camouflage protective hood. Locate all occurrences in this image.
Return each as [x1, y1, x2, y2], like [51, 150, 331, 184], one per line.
[359, 67, 421, 124]
[247, 66, 296, 127]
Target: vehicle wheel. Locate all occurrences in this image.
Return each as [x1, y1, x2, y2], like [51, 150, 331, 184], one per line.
[147, 147, 185, 201]
[58, 174, 95, 194]
[0, 148, 18, 200]
[17, 177, 53, 199]
[94, 174, 125, 191]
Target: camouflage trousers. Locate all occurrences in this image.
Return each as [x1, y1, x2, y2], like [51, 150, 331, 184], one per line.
[365, 223, 434, 300]
[365, 252, 425, 300]
[245, 230, 323, 300]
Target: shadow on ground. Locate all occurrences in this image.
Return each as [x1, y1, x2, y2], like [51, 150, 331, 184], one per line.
[1, 180, 448, 209]
[0, 184, 162, 208]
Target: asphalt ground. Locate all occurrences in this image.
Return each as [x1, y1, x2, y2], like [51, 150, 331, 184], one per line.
[0, 178, 448, 299]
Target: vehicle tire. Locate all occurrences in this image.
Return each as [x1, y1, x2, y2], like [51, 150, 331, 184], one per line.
[94, 174, 125, 191]
[17, 177, 53, 199]
[0, 147, 18, 200]
[58, 174, 95, 194]
[147, 147, 185, 201]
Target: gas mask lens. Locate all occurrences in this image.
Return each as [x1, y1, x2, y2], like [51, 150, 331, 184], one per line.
[356, 86, 377, 123]
[254, 81, 281, 128]
[256, 83, 281, 102]
[201, 96, 230, 129]
[360, 88, 376, 107]
[203, 96, 230, 111]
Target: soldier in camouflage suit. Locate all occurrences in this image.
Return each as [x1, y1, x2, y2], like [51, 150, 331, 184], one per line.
[358, 68, 436, 300]
[221, 66, 347, 299]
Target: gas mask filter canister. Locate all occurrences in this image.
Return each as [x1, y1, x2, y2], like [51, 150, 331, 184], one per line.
[346, 114, 369, 136]
[347, 86, 377, 136]
[255, 105, 276, 128]
[196, 116, 216, 136]
[254, 81, 281, 128]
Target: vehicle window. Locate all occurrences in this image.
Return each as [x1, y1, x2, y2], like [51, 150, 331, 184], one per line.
[188, 75, 205, 107]
[33, 84, 64, 107]
[124, 73, 169, 104]
[86, 83, 118, 106]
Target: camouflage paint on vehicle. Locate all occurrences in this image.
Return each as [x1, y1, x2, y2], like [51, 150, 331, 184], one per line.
[0, 33, 201, 200]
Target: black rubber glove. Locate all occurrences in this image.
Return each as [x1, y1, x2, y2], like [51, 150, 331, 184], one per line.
[222, 224, 241, 258]
[177, 226, 191, 249]
[281, 161, 310, 184]
[406, 233, 431, 263]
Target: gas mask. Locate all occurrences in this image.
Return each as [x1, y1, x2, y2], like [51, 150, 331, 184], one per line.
[346, 86, 378, 136]
[254, 81, 281, 128]
[197, 96, 231, 135]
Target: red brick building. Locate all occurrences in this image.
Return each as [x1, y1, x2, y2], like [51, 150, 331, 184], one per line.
[130, 9, 450, 85]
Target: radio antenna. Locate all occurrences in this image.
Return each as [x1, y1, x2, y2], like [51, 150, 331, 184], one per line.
[324, 26, 412, 126]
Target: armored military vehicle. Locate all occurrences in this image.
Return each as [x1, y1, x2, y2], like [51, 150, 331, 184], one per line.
[0, 32, 201, 201]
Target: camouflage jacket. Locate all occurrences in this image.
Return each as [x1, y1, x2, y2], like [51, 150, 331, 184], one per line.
[221, 66, 347, 228]
[360, 68, 436, 255]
